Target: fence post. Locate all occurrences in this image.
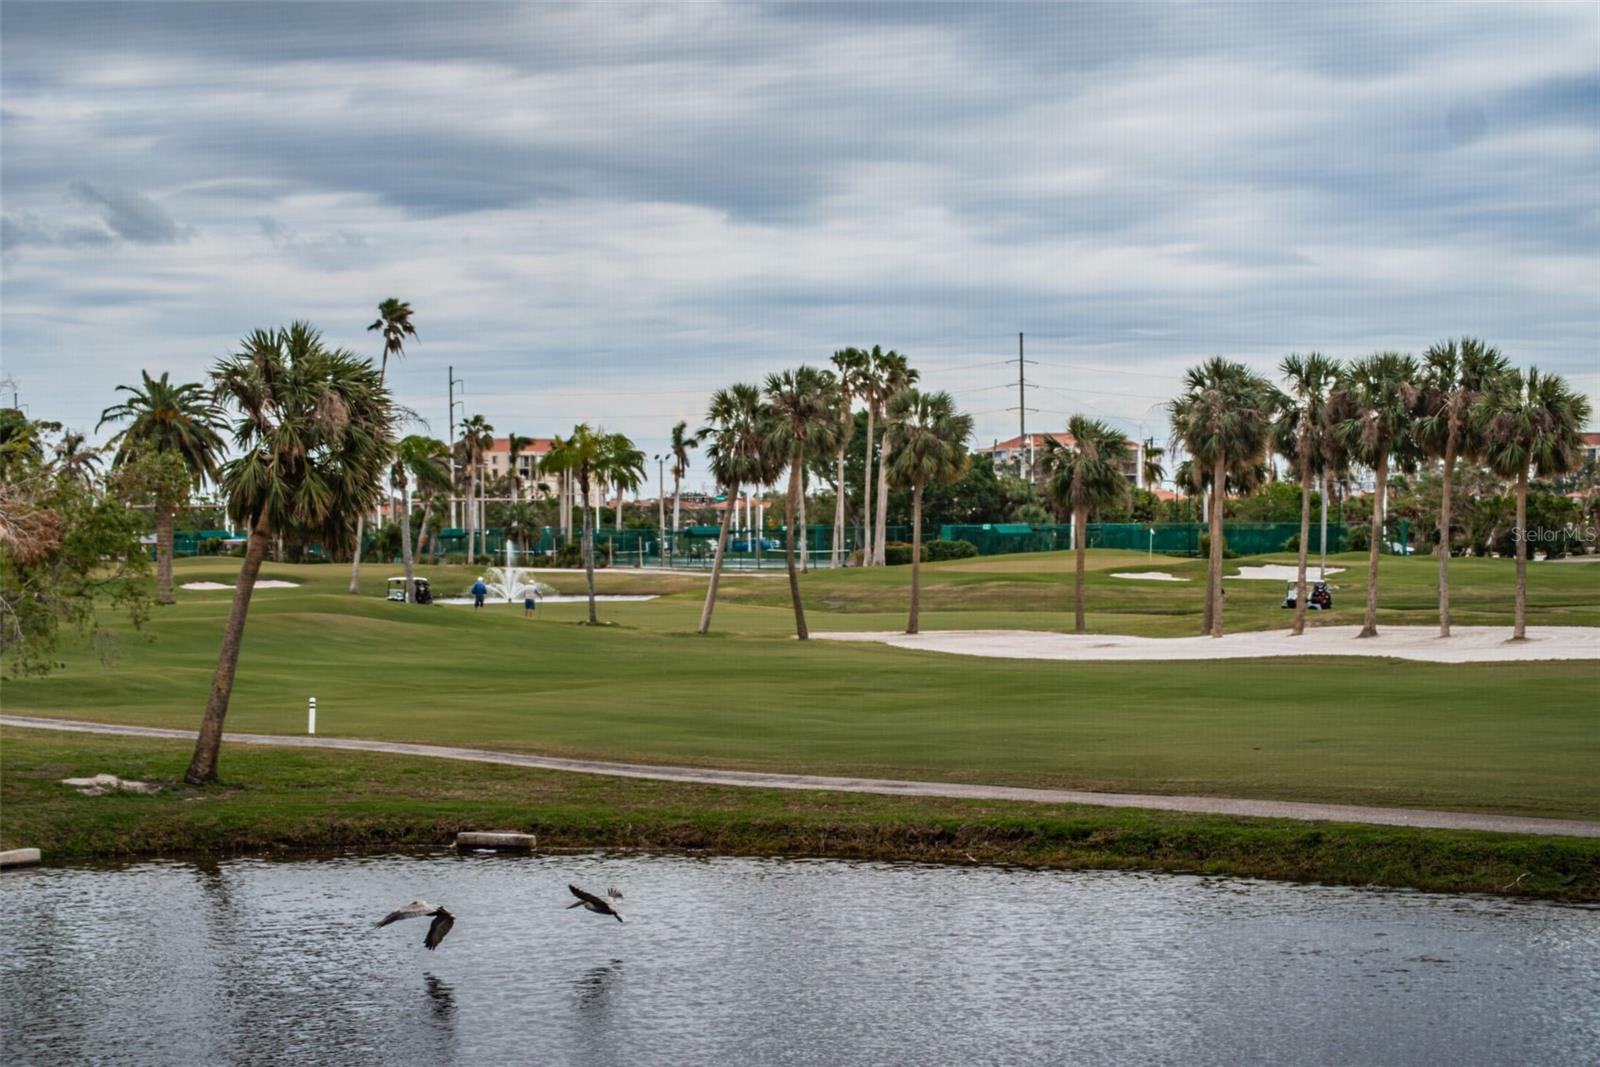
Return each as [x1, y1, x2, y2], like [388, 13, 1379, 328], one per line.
[308, 696, 316, 735]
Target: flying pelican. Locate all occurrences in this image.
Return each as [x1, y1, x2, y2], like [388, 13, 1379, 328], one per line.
[377, 900, 456, 950]
[567, 884, 624, 922]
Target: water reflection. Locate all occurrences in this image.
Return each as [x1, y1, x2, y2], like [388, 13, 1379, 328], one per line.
[1, 853, 1596, 1066]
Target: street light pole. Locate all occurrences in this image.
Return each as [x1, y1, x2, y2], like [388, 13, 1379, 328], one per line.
[655, 454, 666, 566]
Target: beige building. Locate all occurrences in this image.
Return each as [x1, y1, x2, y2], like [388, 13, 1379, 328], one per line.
[976, 432, 1149, 489]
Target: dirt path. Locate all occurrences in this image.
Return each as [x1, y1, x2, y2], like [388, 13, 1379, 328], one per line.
[5, 715, 1596, 838]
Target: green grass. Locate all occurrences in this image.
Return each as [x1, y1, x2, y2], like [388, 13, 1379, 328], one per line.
[6, 729, 1596, 900]
[4, 553, 1597, 819]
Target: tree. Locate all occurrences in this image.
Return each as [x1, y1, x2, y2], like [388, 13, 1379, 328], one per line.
[458, 414, 494, 565]
[854, 347, 886, 566]
[765, 366, 839, 639]
[668, 419, 697, 537]
[187, 323, 394, 783]
[1476, 367, 1591, 640]
[541, 426, 644, 623]
[504, 433, 535, 504]
[1416, 338, 1510, 636]
[829, 347, 868, 565]
[404, 436, 452, 563]
[1140, 437, 1166, 489]
[1169, 358, 1279, 637]
[871, 348, 918, 566]
[1332, 352, 1422, 638]
[53, 432, 104, 487]
[348, 298, 417, 594]
[887, 390, 972, 634]
[1276, 353, 1340, 636]
[696, 384, 777, 634]
[1042, 417, 1130, 634]
[391, 435, 449, 601]
[97, 370, 227, 605]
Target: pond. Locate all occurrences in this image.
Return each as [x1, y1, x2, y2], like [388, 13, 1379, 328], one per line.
[2, 853, 1596, 1066]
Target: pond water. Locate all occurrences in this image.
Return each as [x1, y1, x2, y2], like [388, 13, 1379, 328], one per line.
[1, 853, 1596, 1066]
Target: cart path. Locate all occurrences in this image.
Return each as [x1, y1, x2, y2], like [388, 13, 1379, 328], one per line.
[5, 714, 1597, 838]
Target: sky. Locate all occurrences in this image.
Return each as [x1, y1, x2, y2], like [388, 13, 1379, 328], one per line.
[3, 1, 1597, 491]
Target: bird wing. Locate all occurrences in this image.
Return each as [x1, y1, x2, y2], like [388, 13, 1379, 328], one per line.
[424, 910, 455, 951]
[377, 901, 435, 928]
[606, 888, 624, 902]
[569, 884, 608, 909]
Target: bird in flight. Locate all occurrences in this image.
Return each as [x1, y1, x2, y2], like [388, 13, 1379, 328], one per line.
[376, 900, 456, 950]
[567, 884, 624, 922]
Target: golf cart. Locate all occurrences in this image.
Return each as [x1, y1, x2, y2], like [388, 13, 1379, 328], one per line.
[1281, 580, 1331, 611]
[386, 576, 434, 605]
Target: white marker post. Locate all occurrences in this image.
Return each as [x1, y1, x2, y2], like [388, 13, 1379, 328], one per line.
[308, 696, 317, 735]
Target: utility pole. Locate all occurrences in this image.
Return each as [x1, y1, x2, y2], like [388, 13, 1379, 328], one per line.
[448, 366, 464, 527]
[1005, 332, 1038, 481]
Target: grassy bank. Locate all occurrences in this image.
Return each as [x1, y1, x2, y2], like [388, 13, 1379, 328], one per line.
[4, 730, 1596, 900]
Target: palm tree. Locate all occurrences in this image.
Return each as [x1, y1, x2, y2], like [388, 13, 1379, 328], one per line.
[541, 426, 644, 623]
[1332, 352, 1422, 638]
[186, 323, 394, 783]
[1169, 358, 1279, 638]
[1139, 437, 1166, 489]
[668, 419, 697, 540]
[887, 390, 973, 634]
[696, 384, 777, 634]
[829, 347, 868, 566]
[347, 298, 417, 594]
[1276, 353, 1341, 636]
[504, 433, 535, 504]
[871, 349, 919, 566]
[854, 346, 886, 566]
[457, 414, 494, 565]
[97, 370, 227, 604]
[1043, 417, 1131, 634]
[1416, 338, 1510, 637]
[1476, 367, 1591, 640]
[765, 366, 840, 639]
[404, 436, 452, 562]
[605, 433, 645, 539]
[391, 435, 449, 601]
[53, 431, 104, 487]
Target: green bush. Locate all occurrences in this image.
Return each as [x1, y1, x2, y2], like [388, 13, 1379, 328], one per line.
[923, 539, 979, 562]
[883, 542, 919, 566]
[554, 541, 607, 569]
[1197, 532, 1239, 560]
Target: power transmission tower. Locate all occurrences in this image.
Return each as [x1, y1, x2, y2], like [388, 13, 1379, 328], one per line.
[1005, 332, 1039, 480]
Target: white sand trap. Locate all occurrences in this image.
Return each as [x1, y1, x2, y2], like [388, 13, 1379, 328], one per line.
[813, 626, 1600, 663]
[1226, 565, 1345, 581]
[437, 594, 658, 605]
[180, 580, 300, 591]
[1110, 572, 1189, 582]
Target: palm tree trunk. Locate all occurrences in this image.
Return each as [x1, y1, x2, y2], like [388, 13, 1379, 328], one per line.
[697, 481, 739, 634]
[872, 437, 892, 566]
[154, 500, 176, 605]
[1513, 467, 1528, 641]
[465, 465, 476, 566]
[907, 481, 924, 635]
[861, 405, 876, 565]
[399, 478, 415, 604]
[581, 474, 598, 625]
[1292, 448, 1311, 636]
[347, 515, 364, 593]
[415, 495, 433, 563]
[784, 461, 808, 639]
[672, 471, 682, 538]
[832, 445, 847, 567]
[1438, 433, 1456, 637]
[1074, 501, 1088, 634]
[185, 508, 271, 784]
[799, 468, 809, 574]
[1201, 485, 1215, 636]
[1359, 456, 1387, 638]
[1209, 455, 1226, 638]
[1319, 470, 1330, 580]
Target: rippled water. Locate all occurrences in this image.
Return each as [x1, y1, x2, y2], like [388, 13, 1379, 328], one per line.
[2, 853, 1596, 1066]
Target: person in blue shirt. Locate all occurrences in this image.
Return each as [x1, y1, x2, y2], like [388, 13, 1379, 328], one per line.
[471, 577, 488, 611]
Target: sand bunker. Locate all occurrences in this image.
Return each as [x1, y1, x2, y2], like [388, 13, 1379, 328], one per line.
[1110, 572, 1189, 582]
[813, 626, 1600, 663]
[180, 580, 300, 591]
[1226, 565, 1345, 581]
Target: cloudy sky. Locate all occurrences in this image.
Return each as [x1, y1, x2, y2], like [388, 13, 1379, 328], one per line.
[4, 1, 1596, 488]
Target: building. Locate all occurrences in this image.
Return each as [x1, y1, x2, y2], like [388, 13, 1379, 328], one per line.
[1581, 431, 1600, 468]
[482, 437, 557, 490]
[976, 432, 1150, 489]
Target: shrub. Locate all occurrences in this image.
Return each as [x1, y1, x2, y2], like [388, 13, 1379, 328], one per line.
[883, 541, 919, 566]
[1197, 532, 1239, 560]
[554, 541, 607, 569]
[923, 539, 979, 562]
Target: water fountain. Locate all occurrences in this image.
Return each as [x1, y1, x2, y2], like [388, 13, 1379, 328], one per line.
[480, 541, 554, 603]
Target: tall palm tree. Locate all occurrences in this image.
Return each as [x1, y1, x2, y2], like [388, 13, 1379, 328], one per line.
[541, 426, 644, 623]
[457, 414, 494, 565]
[1476, 367, 1591, 640]
[697, 384, 777, 634]
[348, 298, 417, 594]
[504, 433, 535, 504]
[53, 431, 104, 488]
[1416, 338, 1510, 637]
[1332, 352, 1422, 638]
[668, 419, 697, 539]
[887, 390, 972, 634]
[403, 436, 452, 563]
[97, 370, 227, 604]
[391, 435, 449, 601]
[186, 323, 394, 783]
[1169, 358, 1278, 638]
[829, 347, 868, 566]
[854, 346, 886, 566]
[605, 433, 645, 537]
[871, 349, 918, 566]
[1139, 437, 1166, 489]
[1275, 353, 1341, 636]
[765, 366, 840, 639]
[1043, 417, 1131, 634]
